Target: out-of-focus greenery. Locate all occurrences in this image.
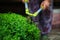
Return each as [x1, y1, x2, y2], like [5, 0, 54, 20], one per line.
[0, 12, 41, 40]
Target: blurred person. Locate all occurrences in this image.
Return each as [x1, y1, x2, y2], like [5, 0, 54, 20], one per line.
[22, 0, 53, 40]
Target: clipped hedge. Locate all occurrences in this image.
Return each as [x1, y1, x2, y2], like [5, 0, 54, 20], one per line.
[0, 12, 41, 40]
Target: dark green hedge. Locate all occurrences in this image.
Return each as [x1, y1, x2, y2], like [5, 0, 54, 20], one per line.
[0, 13, 41, 40]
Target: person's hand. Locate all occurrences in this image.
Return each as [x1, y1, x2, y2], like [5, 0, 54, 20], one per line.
[22, 0, 29, 3]
[41, 0, 50, 10]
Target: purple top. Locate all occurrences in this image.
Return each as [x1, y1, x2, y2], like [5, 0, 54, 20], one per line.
[27, 0, 53, 34]
[28, 0, 40, 13]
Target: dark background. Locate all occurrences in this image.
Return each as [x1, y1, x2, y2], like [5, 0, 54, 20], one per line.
[0, 2, 26, 16]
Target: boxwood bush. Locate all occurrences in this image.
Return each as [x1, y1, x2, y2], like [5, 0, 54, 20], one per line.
[0, 12, 41, 40]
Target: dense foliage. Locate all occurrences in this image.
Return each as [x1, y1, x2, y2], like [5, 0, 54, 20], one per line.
[0, 13, 41, 40]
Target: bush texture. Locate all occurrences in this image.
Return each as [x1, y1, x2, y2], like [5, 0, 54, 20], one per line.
[0, 13, 40, 40]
